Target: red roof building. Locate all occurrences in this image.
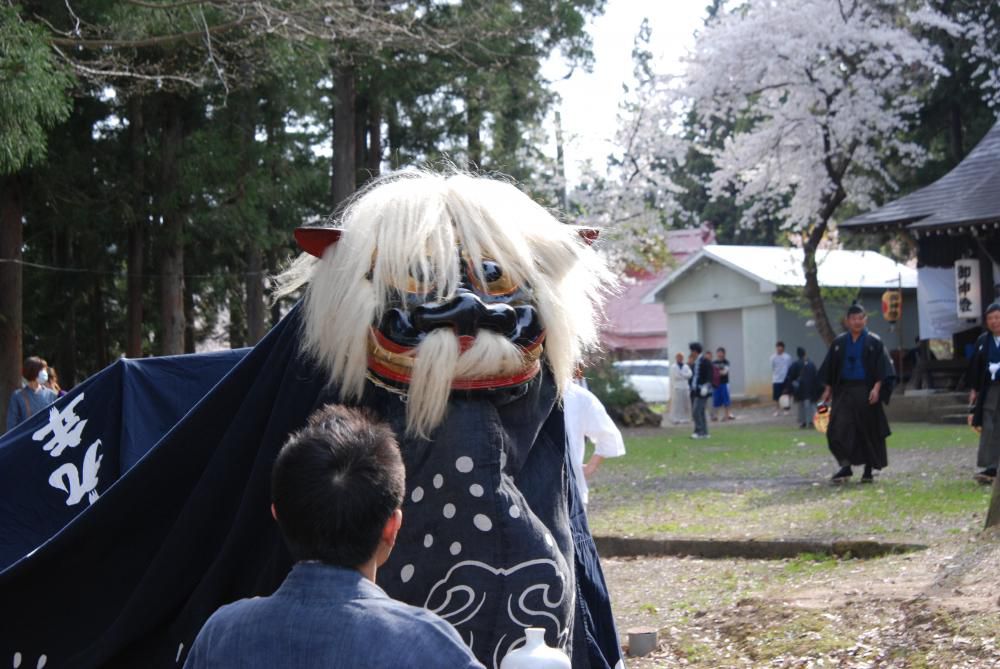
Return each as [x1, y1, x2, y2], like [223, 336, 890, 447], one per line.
[601, 225, 716, 358]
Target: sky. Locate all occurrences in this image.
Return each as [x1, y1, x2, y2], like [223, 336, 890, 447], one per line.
[541, 1, 707, 185]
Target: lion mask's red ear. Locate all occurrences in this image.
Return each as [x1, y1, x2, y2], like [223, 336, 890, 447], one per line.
[572, 227, 599, 245]
[294, 227, 343, 258]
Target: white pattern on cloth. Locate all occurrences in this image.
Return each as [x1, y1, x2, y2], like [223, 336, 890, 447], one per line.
[423, 558, 572, 669]
[989, 361, 1000, 380]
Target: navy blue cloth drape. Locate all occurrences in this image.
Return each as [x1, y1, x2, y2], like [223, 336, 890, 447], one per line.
[0, 348, 248, 571]
[0, 304, 621, 669]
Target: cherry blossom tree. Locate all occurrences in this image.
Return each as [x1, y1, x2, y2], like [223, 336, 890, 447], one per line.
[585, 1, 968, 340]
[574, 21, 687, 270]
[678, 0, 955, 344]
[962, 1, 1000, 109]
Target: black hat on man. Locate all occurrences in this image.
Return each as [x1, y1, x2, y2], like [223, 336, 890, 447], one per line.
[986, 302, 1000, 316]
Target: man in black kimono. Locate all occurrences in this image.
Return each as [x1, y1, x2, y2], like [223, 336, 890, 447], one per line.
[818, 304, 895, 483]
[966, 302, 1000, 484]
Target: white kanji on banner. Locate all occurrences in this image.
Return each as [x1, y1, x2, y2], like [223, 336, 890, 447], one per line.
[31, 393, 103, 507]
[48, 441, 103, 507]
[31, 395, 88, 458]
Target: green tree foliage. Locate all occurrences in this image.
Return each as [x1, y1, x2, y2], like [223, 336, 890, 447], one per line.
[897, 0, 997, 191]
[4, 0, 603, 394]
[585, 359, 642, 412]
[0, 6, 73, 173]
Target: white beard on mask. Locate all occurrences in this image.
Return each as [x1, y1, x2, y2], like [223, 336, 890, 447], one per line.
[406, 329, 530, 439]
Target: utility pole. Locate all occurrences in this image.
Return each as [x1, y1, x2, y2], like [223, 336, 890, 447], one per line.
[554, 110, 568, 212]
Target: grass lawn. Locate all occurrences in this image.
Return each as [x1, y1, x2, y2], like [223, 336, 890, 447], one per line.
[586, 422, 993, 543]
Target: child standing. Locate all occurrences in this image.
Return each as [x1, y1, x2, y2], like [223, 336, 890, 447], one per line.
[711, 347, 735, 421]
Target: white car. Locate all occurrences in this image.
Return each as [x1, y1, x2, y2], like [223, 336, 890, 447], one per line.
[612, 360, 672, 403]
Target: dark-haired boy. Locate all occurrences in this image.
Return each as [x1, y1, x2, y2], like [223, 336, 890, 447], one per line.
[183, 405, 484, 669]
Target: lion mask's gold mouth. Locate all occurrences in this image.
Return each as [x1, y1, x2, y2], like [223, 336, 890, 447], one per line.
[365, 327, 544, 392]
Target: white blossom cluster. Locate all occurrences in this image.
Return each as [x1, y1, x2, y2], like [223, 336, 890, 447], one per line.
[574, 72, 688, 269]
[963, 5, 1000, 108]
[581, 0, 1000, 268]
[682, 0, 950, 235]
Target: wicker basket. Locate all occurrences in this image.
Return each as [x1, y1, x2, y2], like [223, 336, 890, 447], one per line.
[813, 404, 830, 434]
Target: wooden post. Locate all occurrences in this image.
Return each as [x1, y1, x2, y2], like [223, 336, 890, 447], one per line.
[986, 473, 1000, 529]
[627, 627, 658, 657]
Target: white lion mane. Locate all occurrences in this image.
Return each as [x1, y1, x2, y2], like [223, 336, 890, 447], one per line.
[274, 170, 613, 437]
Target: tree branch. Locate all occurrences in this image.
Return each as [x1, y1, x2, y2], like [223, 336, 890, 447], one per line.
[125, 0, 223, 9]
[47, 16, 247, 49]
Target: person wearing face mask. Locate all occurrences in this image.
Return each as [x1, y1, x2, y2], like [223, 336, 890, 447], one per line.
[967, 302, 1000, 484]
[6, 356, 58, 432]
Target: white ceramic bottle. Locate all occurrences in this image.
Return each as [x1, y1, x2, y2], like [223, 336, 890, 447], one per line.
[499, 628, 571, 669]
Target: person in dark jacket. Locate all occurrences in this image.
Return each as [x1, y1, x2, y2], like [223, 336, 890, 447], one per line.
[785, 347, 821, 428]
[818, 305, 896, 483]
[689, 342, 713, 439]
[966, 302, 1000, 484]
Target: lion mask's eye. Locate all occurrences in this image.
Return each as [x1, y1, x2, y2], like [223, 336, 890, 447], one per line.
[405, 264, 435, 295]
[472, 258, 517, 296]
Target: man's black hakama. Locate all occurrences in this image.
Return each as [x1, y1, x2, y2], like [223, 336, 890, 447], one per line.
[818, 332, 895, 470]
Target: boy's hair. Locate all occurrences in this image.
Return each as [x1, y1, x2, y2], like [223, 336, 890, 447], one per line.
[775, 341, 785, 349]
[22, 357, 47, 381]
[716, 347, 726, 355]
[271, 405, 405, 568]
[689, 342, 703, 353]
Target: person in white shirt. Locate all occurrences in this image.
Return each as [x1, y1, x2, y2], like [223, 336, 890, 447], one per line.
[770, 341, 793, 416]
[665, 352, 693, 425]
[564, 379, 626, 507]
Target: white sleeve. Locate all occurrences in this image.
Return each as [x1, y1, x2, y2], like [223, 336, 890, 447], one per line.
[680, 364, 692, 380]
[583, 392, 625, 458]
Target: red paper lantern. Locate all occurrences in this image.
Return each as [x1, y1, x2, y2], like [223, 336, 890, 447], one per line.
[881, 289, 902, 322]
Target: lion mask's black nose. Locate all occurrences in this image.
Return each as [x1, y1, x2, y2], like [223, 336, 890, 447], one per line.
[411, 291, 517, 338]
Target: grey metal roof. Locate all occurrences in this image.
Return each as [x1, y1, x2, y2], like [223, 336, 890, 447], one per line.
[842, 120, 1000, 232]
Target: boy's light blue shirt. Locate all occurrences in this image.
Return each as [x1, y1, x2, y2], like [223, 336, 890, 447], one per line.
[183, 562, 485, 669]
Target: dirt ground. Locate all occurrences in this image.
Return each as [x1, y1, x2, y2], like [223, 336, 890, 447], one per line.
[604, 534, 1000, 668]
[598, 412, 1000, 668]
